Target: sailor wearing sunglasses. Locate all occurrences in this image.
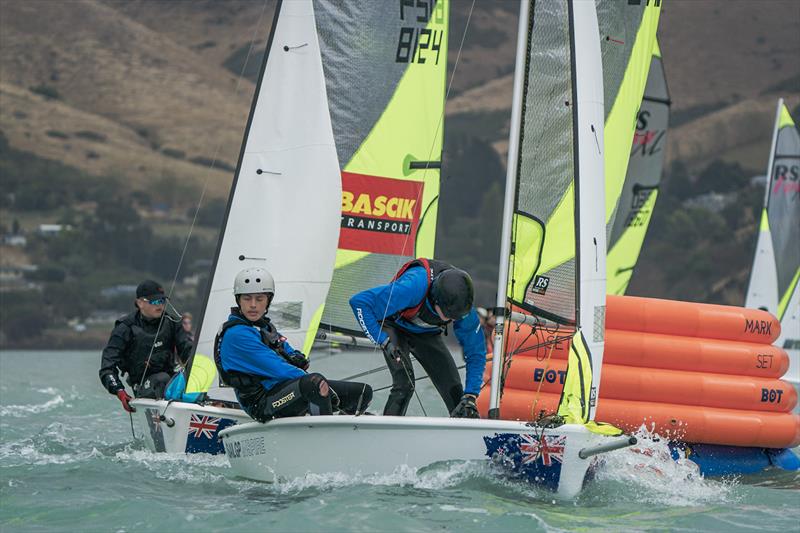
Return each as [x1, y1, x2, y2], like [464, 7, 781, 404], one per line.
[99, 280, 193, 412]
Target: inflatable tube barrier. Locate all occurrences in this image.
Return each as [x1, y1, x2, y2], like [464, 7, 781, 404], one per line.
[504, 329, 790, 379]
[477, 389, 800, 449]
[606, 295, 781, 344]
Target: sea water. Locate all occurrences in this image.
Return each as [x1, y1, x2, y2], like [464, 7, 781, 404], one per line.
[1, 351, 798, 532]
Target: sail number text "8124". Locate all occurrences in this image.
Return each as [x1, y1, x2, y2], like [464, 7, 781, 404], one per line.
[396, 0, 445, 65]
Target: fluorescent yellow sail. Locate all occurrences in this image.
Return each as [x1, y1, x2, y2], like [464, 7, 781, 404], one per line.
[185, 354, 217, 395]
[606, 35, 669, 295]
[603, 8, 661, 225]
[512, 3, 661, 298]
[318, 0, 449, 338]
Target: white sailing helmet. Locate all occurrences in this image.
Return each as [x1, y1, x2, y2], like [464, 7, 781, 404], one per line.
[233, 267, 275, 296]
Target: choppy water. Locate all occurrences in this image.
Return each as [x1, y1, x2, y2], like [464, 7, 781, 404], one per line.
[1, 351, 798, 532]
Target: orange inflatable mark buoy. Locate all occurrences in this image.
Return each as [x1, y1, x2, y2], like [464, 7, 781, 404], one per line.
[606, 295, 781, 344]
[485, 357, 796, 412]
[603, 329, 790, 379]
[503, 328, 790, 379]
[477, 389, 800, 449]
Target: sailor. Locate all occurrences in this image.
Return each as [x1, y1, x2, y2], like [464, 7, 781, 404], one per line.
[349, 258, 485, 418]
[215, 267, 372, 422]
[99, 280, 193, 412]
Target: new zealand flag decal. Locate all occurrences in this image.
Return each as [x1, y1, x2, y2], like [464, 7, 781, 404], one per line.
[484, 433, 565, 491]
[185, 414, 237, 454]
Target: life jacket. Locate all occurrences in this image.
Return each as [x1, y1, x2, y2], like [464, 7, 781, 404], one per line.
[391, 258, 454, 328]
[213, 308, 295, 393]
[117, 311, 177, 385]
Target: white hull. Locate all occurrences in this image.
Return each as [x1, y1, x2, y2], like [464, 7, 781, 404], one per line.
[130, 399, 250, 454]
[219, 416, 608, 499]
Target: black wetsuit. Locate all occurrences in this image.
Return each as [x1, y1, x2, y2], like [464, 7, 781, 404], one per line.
[99, 310, 193, 398]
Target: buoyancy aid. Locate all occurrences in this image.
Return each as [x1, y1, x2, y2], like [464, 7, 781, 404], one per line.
[117, 312, 177, 384]
[213, 308, 296, 393]
[392, 258, 454, 328]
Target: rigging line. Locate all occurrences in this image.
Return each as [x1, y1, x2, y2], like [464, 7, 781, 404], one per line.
[128, 411, 137, 441]
[354, 383, 368, 416]
[375, 0, 478, 338]
[530, 339, 558, 421]
[372, 362, 467, 393]
[339, 351, 423, 381]
[138, 0, 271, 384]
[165, 0, 270, 297]
[341, 363, 393, 381]
[400, 355, 427, 416]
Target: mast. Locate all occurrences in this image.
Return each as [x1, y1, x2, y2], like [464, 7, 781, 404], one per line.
[571, 0, 606, 421]
[488, 0, 531, 419]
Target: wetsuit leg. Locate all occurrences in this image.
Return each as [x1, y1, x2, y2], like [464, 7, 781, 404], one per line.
[297, 373, 333, 416]
[407, 333, 463, 413]
[381, 325, 415, 416]
[243, 374, 333, 422]
[327, 380, 373, 414]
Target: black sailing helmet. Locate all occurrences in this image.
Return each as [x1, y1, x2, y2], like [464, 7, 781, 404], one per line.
[430, 268, 474, 320]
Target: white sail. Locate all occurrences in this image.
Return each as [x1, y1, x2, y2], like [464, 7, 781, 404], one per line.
[194, 0, 343, 402]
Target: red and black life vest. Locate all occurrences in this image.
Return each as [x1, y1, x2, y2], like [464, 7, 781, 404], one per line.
[391, 258, 454, 328]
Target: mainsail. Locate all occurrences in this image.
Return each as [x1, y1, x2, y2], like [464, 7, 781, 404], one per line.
[606, 39, 670, 294]
[489, 0, 606, 422]
[596, 1, 660, 243]
[191, 0, 347, 401]
[317, 0, 449, 337]
[746, 100, 800, 378]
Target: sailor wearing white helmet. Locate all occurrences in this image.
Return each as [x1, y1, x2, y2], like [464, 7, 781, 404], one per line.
[214, 267, 372, 421]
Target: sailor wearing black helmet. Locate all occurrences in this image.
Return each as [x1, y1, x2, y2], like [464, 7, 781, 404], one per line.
[214, 267, 372, 422]
[349, 258, 485, 418]
[99, 280, 193, 412]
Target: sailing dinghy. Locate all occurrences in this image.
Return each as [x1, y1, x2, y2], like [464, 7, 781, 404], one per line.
[746, 99, 800, 385]
[220, 0, 637, 499]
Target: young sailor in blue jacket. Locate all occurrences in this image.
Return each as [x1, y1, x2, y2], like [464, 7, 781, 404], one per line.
[215, 267, 372, 422]
[349, 259, 485, 418]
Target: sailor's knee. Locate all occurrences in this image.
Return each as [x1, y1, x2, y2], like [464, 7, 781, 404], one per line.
[301, 373, 329, 398]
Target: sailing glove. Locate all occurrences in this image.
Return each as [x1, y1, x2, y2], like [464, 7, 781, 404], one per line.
[116, 390, 136, 413]
[286, 352, 310, 371]
[381, 338, 403, 363]
[450, 394, 479, 419]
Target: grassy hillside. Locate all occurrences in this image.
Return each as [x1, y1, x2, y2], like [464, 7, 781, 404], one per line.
[0, 0, 799, 347]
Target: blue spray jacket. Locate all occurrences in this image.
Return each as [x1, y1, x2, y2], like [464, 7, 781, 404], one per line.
[349, 266, 487, 395]
[218, 314, 305, 393]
